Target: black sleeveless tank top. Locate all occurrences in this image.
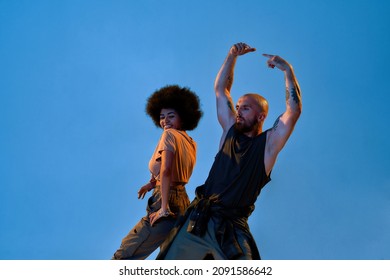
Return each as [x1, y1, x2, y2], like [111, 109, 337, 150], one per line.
[204, 125, 271, 209]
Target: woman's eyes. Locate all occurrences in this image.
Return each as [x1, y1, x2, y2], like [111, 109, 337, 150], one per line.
[160, 115, 175, 119]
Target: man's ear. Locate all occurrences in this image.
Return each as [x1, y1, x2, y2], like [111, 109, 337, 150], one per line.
[258, 113, 266, 122]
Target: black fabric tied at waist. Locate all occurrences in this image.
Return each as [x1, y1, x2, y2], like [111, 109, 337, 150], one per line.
[186, 185, 260, 260]
[156, 185, 261, 260]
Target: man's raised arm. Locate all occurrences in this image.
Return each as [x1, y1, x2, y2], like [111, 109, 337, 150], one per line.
[214, 43, 256, 147]
[263, 54, 302, 175]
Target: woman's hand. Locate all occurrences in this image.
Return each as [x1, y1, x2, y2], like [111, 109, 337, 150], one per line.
[149, 208, 174, 226]
[137, 182, 154, 199]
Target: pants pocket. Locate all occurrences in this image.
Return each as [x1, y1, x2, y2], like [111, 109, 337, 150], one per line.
[115, 218, 151, 259]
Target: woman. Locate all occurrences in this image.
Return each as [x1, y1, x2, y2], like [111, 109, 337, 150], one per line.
[112, 85, 203, 260]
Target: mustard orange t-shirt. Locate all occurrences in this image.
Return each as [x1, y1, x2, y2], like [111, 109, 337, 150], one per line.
[148, 129, 196, 184]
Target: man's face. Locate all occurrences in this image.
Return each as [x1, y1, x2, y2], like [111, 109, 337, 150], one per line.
[235, 96, 261, 133]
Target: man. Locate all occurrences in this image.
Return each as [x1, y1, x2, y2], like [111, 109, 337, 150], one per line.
[157, 42, 302, 260]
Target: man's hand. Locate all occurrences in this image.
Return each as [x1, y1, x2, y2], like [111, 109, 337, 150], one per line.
[230, 42, 256, 57]
[262, 54, 292, 72]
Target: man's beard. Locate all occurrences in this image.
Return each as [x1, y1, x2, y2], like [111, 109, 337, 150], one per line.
[235, 117, 260, 134]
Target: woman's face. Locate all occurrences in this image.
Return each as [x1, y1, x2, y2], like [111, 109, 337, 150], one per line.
[159, 108, 182, 130]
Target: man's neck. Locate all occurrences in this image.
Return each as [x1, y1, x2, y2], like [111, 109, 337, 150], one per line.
[243, 127, 262, 138]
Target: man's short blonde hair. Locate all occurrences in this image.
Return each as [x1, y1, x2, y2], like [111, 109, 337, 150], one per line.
[242, 93, 269, 116]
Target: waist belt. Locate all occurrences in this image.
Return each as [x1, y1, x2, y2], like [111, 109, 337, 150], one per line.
[155, 183, 186, 191]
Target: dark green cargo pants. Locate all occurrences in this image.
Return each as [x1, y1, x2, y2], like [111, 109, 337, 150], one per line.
[112, 185, 189, 260]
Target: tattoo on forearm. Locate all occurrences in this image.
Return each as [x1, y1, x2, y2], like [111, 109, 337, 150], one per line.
[227, 100, 234, 112]
[286, 86, 301, 104]
[291, 87, 301, 103]
[227, 75, 233, 90]
[285, 88, 289, 101]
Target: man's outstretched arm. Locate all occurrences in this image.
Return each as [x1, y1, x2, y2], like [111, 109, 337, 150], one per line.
[214, 43, 256, 148]
[264, 54, 302, 175]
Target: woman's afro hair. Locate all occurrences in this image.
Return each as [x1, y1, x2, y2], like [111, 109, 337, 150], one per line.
[146, 84, 203, 131]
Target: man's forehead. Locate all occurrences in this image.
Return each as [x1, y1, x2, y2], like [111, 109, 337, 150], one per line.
[237, 96, 255, 106]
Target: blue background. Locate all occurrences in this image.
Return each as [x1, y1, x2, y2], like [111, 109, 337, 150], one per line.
[1, 0, 389, 260]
